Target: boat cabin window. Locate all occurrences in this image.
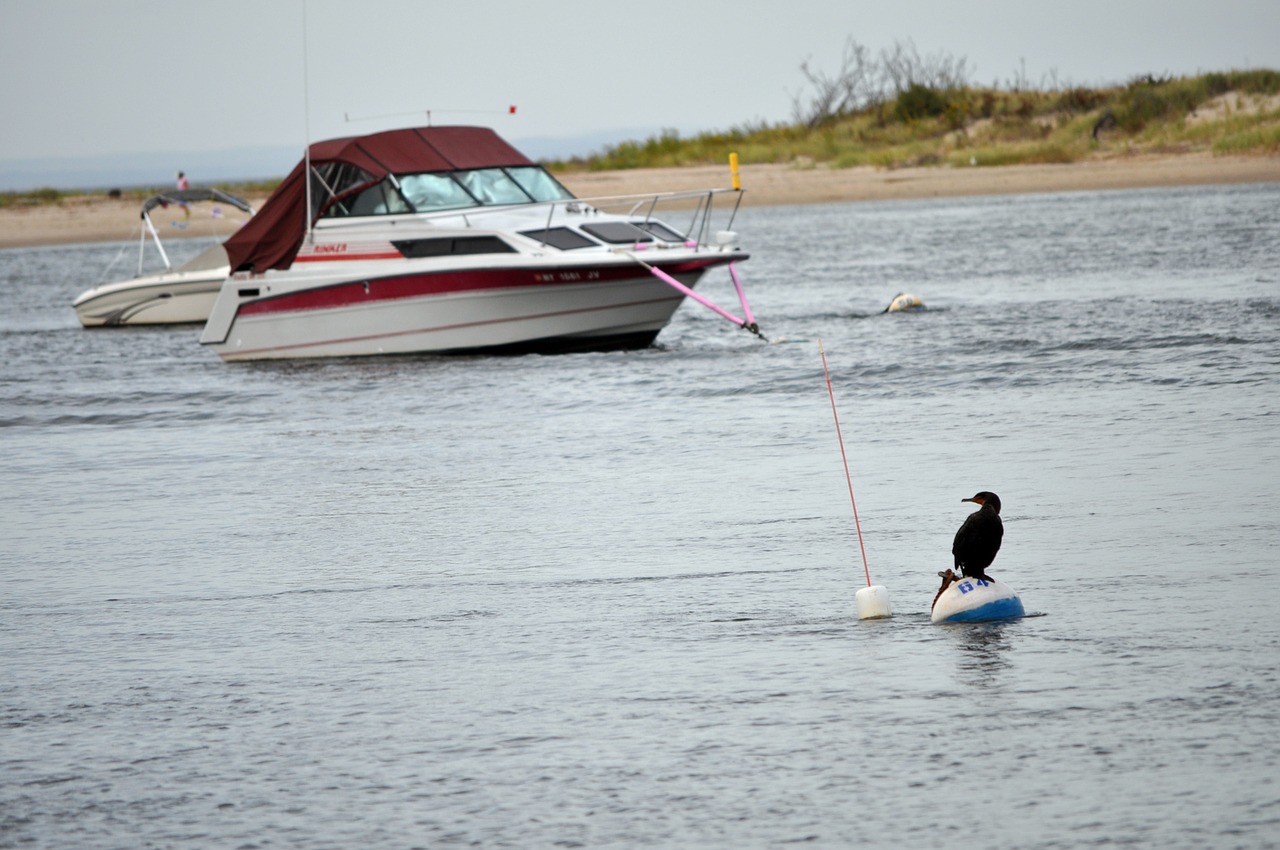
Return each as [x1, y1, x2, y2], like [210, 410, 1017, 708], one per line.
[632, 221, 687, 242]
[457, 168, 533, 205]
[393, 236, 517, 257]
[518, 227, 599, 251]
[342, 179, 413, 216]
[311, 162, 377, 220]
[507, 167, 575, 202]
[398, 173, 479, 213]
[580, 221, 687, 244]
[316, 165, 577, 218]
[581, 222, 654, 244]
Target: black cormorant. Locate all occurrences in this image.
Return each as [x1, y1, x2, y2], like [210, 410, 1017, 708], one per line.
[952, 491, 1003, 582]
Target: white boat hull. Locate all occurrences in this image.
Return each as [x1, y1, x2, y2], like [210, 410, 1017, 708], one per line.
[73, 195, 251, 327]
[73, 268, 227, 326]
[200, 255, 731, 361]
[931, 576, 1025, 623]
[196, 126, 755, 360]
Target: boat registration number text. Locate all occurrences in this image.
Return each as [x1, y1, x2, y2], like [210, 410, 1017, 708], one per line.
[535, 271, 601, 282]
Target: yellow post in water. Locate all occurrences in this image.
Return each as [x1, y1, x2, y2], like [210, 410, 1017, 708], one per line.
[729, 152, 741, 190]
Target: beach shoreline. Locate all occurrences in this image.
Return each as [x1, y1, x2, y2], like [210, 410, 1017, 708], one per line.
[3, 153, 1277, 250]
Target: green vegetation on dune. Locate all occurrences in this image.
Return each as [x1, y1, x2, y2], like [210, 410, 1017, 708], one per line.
[0, 179, 279, 210]
[3, 62, 1277, 209]
[549, 66, 1280, 174]
[0, 187, 66, 208]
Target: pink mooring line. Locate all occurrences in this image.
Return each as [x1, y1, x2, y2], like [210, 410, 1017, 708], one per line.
[819, 339, 874, 588]
[728, 262, 756, 327]
[640, 260, 746, 327]
[634, 255, 764, 339]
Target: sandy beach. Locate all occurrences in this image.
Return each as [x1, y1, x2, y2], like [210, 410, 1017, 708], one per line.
[3, 153, 1278, 250]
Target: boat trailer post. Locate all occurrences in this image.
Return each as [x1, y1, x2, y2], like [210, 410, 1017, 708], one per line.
[627, 252, 765, 341]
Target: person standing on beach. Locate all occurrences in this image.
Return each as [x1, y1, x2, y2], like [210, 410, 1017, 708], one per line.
[175, 171, 190, 224]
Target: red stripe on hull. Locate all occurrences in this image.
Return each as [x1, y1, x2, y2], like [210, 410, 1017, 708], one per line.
[239, 259, 723, 317]
[293, 252, 403, 262]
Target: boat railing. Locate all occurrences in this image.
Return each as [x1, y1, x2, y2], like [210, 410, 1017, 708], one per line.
[546, 187, 744, 249]
[349, 187, 747, 250]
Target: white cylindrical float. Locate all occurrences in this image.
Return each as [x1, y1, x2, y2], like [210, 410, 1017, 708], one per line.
[931, 576, 1024, 624]
[856, 585, 893, 620]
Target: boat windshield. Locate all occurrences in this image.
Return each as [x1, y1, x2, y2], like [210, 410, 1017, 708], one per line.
[506, 167, 575, 202]
[398, 173, 478, 212]
[456, 168, 532, 205]
[321, 165, 575, 218]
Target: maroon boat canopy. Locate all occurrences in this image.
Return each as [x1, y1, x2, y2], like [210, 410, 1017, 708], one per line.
[224, 126, 536, 273]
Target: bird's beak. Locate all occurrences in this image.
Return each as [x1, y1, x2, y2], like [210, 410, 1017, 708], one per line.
[962, 496, 983, 505]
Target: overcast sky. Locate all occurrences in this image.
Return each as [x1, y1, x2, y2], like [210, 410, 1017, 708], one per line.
[2, 0, 1278, 164]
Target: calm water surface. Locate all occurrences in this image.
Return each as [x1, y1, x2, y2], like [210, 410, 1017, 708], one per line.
[3, 183, 1279, 848]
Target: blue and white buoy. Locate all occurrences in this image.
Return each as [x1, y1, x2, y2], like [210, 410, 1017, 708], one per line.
[931, 575, 1025, 624]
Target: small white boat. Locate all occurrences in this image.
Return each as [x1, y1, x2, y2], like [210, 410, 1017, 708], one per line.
[199, 125, 757, 361]
[73, 189, 254, 327]
[931, 573, 1025, 623]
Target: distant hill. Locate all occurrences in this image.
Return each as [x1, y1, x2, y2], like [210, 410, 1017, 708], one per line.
[10, 67, 1276, 195]
[0, 146, 301, 193]
[0, 127, 668, 192]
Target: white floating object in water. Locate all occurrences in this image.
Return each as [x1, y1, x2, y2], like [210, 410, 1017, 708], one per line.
[856, 584, 893, 620]
[885, 293, 925, 313]
[931, 576, 1024, 624]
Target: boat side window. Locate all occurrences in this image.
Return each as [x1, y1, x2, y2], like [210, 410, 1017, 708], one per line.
[518, 227, 599, 250]
[507, 166, 576, 202]
[456, 169, 533, 205]
[580, 222, 654, 244]
[312, 162, 375, 219]
[633, 221, 687, 242]
[397, 173, 479, 212]
[343, 179, 412, 216]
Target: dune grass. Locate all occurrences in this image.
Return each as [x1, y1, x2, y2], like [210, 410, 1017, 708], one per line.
[0, 179, 278, 210]
[4, 71, 1277, 207]
[549, 69, 1280, 174]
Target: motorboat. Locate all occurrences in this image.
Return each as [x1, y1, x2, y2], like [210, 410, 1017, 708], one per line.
[73, 189, 255, 326]
[199, 125, 758, 361]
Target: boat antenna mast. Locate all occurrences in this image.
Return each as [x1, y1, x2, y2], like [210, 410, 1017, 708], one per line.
[302, 0, 314, 243]
[342, 106, 518, 126]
